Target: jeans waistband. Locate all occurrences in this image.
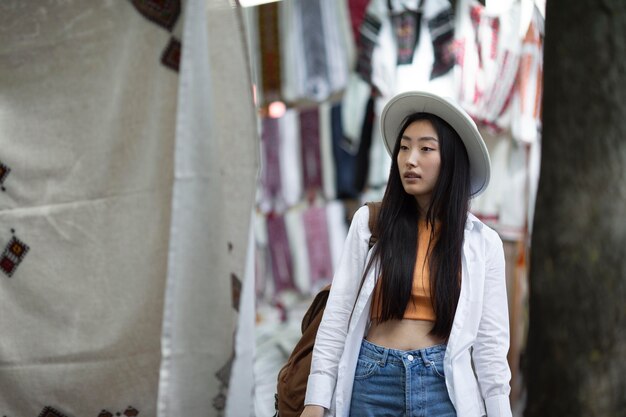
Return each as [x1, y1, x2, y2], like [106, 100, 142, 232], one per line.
[359, 338, 447, 366]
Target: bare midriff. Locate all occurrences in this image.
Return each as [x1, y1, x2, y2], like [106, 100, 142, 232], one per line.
[366, 219, 445, 351]
[366, 319, 446, 351]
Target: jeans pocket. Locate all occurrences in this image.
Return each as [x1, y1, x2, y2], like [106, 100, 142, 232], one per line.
[354, 358, 379, 380]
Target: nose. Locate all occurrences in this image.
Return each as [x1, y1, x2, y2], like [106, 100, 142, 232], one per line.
[406, 148, 419, 167]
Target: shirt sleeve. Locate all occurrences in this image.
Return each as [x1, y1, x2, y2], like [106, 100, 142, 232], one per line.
[304, 205, 371, 408]
[472, 230, 513, 417]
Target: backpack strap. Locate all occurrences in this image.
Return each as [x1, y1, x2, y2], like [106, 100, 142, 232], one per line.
[365, 201, 382, 249]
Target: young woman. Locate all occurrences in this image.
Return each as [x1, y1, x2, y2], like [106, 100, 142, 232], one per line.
[300, 91, 512, 417]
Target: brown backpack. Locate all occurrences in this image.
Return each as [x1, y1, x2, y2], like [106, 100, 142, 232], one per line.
[274, 202, 381, 417]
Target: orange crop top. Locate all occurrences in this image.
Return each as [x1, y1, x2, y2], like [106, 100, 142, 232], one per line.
[370, 219, 437, 322]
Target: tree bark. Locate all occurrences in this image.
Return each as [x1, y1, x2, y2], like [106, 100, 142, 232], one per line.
[525, 1, 626, 416]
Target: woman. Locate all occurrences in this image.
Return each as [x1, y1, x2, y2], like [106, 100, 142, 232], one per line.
[300, 91, 512, 417]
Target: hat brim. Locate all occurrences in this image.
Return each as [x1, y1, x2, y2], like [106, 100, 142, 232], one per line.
[380, 91, 491, 198]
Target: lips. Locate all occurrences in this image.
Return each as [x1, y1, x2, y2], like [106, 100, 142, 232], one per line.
[404, 172, 421, 179]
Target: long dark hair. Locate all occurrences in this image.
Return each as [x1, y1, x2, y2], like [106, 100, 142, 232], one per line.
[365, 112, 471, 339]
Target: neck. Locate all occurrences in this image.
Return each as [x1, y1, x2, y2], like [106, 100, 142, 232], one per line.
[415, 195, 431, 213]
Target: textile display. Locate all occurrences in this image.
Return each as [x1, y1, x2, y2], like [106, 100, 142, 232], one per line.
[250, 3, 546, 414]
[254, 198, 349, 416]
[453, 0, 522, 132]
[325, 200, 349, 271]
[258, 109, 306, 213]
[470, 129, 531, 240]
[283, 203, 338, 295]
[299, 109, 324, 194]
[156, 0, 257, 415]
[355, 10, 383, 85]
[510, 5, 543, 144]
[370, 0, 456, 102]
[224, 215, 257, 417]
[331, 103, 359, 199]
[258, 103, 342, 213]
[278, 0, 353, 103]
[279, 110, 305, 208]
[0, 0, 257, 416]
[319, 102, 338, 201]
[284, 207, 311, 294]
[347, 0, 372, 44]
[297, 0, 330, 100]
[354, 96, 376, 193]
[252, 0, 546, 301]
[469, 137, 540, 240]
[267, 214, 297, 294]
[257, 198, 350, 301]
[366, 112, 392, 189]
[253, 211, 272, 299]
[259, 117, 284, 212]
[301, 206, 333, 292]
[341, 74, 372, 151]
[0, 1, 180, 415]
[346, 0, 457, 189]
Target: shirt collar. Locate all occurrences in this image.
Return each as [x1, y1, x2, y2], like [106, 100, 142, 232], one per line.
[465, 213, 484, 232]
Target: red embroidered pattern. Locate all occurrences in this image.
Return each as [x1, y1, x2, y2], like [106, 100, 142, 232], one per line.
[213, 354, 234, 410]
[231, 273, 242, 312]
[38, 407, 68, 417]
[123, 407, 139, 417]
[0, 161, 10, 191]
[129, 0, 182, 71]
[98, 406, 139, 417]
[161, 38, 181, 72]
[130, 0, 181, 31]
[0, 234, 29, 278]
[5, 405, 139, 417]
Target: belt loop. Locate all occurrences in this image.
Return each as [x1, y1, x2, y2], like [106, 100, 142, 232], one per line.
[379, 347, 389, 367]
[419, 348, 429, 366]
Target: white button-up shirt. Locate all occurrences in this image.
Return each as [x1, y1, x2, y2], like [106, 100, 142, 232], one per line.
[305, 205, 512, 417]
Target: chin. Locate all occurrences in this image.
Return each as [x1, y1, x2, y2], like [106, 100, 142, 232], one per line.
[402, 185, 423, 196]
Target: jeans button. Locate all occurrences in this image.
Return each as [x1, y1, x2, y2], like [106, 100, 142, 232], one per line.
[407, 354, 414, 361]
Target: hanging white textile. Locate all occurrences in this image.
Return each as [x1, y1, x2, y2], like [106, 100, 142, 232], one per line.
[279, 0, 353, 102]
[370, 0, 456, 104]
[280, 110, 304, 208]
[225, 211, 257, 417]
[319, 102, 338, 201]
[0, 1, 181, 415]
[510, 5, 544, 144]
[470, 129, 528, 240]
[157, 0, 257, 416]
[453, 0, 522, 131]
[367, 0, 456, 188]
[284, 205, 311, 294]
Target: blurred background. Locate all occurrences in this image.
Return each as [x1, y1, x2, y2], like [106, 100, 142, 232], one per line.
[244, 0, 542, 416]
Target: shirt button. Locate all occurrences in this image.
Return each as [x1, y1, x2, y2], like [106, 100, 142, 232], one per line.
[407, 354, 414, 361]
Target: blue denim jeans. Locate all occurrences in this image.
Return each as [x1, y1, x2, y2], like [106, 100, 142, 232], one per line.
[349, 339, 457, 417]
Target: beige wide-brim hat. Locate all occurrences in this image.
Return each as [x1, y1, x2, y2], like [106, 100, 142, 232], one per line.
[380, 91, 491, 198]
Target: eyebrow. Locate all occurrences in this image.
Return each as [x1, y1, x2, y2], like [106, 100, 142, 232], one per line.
[401, 135, 439, 142]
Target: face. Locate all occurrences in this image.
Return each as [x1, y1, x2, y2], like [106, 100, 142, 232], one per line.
[396, 119, 441, 209]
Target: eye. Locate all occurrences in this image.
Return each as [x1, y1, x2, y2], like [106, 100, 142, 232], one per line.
[399, 145, 409, 151]
[421, 146, 435, 152]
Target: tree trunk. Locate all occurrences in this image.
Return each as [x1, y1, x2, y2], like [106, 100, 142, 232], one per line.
[525, 1, 626, 416]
